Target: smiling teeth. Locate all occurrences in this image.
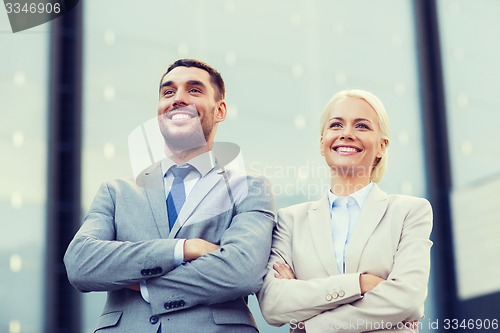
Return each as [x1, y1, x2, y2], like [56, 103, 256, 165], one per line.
[172, 114, 191, 120]
[336, 147, 358, 153]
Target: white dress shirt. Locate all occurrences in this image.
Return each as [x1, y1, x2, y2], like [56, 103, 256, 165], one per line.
[328, 182, 373, 274]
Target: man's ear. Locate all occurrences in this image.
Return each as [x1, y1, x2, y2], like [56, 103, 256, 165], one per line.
[215, 100, 227, 123]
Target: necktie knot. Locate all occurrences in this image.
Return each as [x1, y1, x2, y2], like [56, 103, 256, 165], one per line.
[171, 165, 192, 179]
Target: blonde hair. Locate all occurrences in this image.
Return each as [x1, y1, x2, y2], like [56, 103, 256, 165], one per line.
[319, 89, 390, 183]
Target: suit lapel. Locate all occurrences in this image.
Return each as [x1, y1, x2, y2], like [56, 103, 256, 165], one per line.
[308, 192, 341, 276]
[139, 162, 170, 239]
[169, 167, 223, 237]
[345, 184, 388, 273]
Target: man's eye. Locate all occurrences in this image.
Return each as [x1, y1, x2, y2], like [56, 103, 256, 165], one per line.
[163, 90, 174, 96]
[189, 88, 202, 93]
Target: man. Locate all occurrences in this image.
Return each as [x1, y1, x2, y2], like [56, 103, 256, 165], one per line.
[64, 59, 275, 332]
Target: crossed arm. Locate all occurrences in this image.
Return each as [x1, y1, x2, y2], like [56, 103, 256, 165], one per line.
[258, 198, 433, 332]
[64, 176, 275, 315]
[274, 262, 384, 295]
[126, 238, 219, 292]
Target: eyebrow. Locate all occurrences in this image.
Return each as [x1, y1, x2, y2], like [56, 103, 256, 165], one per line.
[328, 116, 373, 123]
[159, 80, 207, 91]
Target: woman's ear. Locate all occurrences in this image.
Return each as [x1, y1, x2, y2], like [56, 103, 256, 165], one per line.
[376, 138, 388, 158]
[320, 136, 325, 156]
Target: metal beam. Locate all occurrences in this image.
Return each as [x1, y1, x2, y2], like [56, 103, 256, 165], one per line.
[413, 0, 457, 321]
[45, 3, 83, 333]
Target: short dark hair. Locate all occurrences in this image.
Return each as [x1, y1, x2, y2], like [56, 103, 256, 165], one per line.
[159, 59, 226, 101]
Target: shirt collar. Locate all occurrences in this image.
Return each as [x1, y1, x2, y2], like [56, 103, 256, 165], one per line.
[161, 151, 215, 177]
[328, 182, 374, 209]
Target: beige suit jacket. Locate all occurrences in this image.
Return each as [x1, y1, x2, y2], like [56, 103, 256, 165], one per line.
[258, 184, 432, 333]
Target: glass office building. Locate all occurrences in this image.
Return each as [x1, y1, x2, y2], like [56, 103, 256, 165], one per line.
[1, 1, 499, 332]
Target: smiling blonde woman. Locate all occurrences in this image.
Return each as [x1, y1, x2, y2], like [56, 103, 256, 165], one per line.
[258, 89, 433, 333]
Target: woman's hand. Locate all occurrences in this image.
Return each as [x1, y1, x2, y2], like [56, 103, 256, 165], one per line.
[273, 261, 296, 279]
[359, 273, 384, 294]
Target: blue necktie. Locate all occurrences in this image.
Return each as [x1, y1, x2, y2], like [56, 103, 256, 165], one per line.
[166, 166, 191, 230]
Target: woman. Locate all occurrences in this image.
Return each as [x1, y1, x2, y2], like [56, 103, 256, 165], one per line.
[258, 90, 432, 332]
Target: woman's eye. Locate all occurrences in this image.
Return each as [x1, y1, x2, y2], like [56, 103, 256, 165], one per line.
[330, 122, 342, 128]
[356, 123, 370, 129]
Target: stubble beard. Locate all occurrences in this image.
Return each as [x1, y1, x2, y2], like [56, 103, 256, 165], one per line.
[158, 107, 215, 154]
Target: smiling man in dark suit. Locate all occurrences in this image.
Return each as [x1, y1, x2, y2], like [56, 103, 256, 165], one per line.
[64, 59, 275, 332]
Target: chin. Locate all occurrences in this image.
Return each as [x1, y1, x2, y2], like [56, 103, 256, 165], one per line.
[162, 128, 207, 151]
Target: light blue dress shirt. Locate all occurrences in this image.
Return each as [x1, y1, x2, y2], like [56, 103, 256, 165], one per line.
[328, 182, 373, 274]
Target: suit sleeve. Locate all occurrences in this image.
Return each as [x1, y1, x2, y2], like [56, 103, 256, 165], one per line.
[257, 207, 362, 326]
[64, 182, 180, 292]
[146, 176, 276, 315]
[304, 198, 433, 333]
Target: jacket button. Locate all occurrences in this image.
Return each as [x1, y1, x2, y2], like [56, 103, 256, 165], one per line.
[339, 290, 345, 297]
[179, 300, 185, 307]
[150, 315, 159, 324]
[164, 302, 171, 310]
[141, 269, 148, 276]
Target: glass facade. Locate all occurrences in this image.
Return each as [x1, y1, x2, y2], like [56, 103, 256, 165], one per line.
[0, 15, 48, 333]
[438, 0, 500, 302]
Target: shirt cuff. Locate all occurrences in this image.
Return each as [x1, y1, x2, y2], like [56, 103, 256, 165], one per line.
[139, 280, 150, 303]
[174, 239, 186, 266]
[139, 239, 185, 303]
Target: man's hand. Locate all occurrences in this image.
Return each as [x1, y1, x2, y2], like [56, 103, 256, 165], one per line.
[183, 238, 219, 261]
[359, 273, 384, 294]
[273, 261, 296, 279]
[126, 239, 219, 291]
[126, 284, 140, 291]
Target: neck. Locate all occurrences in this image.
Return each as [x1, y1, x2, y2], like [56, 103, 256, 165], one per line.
[330, 173, 370, 196]
[165, 143, 211, 164]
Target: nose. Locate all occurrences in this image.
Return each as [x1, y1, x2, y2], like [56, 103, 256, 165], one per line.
[340, 126, 355, 140]
[172, 90, 189, 108]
